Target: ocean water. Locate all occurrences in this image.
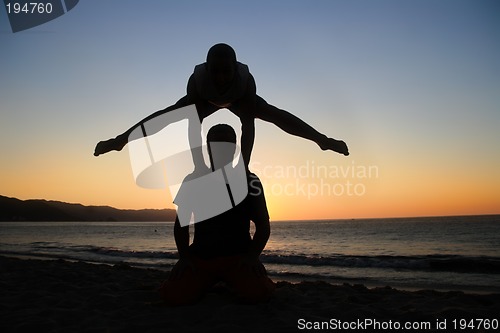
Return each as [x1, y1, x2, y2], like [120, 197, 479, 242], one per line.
[1, 215, 499, 293]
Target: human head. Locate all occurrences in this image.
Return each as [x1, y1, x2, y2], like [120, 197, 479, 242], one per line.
[206, 43, 237, 90]
[206, 124, 237, 170]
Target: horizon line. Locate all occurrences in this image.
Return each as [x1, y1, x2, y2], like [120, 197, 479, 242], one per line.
[2, 193, 499, 223]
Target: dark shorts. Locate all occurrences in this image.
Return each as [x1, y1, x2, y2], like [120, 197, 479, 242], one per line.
[159, 255, 275, 305]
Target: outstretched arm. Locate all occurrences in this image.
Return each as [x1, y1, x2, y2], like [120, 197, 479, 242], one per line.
[94, 96, 191, 156]
[255, 96, 349, 156]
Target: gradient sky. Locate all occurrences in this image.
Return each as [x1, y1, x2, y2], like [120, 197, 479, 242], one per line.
[1, 0, 499, 220]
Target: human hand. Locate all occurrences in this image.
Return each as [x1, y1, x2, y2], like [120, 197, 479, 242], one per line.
[319, 136, 349, 156]
[238, 254, 266, 278]
[94, 135, 127, 156]
[169, 257, 196, 280]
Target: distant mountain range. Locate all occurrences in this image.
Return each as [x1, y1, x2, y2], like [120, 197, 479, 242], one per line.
[0, 195, 176, 222]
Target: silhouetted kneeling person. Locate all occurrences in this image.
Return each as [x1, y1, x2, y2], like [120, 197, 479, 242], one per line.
[160, 124, 275, 305]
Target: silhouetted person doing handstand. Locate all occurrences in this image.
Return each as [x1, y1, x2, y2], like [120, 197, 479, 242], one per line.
[94, 43, 349, 167]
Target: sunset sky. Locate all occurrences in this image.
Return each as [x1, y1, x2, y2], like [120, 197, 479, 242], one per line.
[1, 0, 499, 220]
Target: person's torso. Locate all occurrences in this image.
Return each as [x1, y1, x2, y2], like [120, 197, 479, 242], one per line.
[191, 198, 252, 259]
[193, 62, 250, 107]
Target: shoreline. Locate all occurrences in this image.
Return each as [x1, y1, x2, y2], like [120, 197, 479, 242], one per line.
[4, 253, 499, 295]
[1, 255, 499, 332]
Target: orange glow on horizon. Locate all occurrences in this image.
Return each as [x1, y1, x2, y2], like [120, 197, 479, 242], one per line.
[2, 125, 499, 220]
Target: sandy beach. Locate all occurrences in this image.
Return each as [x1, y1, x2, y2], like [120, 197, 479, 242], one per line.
[1, 256, 498, 332]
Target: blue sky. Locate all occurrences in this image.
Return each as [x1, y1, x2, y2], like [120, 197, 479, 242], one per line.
[1, 0, 499, 218]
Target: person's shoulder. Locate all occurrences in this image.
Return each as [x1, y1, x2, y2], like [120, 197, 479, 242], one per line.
[237, 62, 250, 79]
[190, 63, 209, 98]
[194, 62, 207, 71]
[247, 172, 264, 192]
[193, 63, 207, 79]
[237, 61, 249, 71]
[183, 167, 211, 182]
[248, 172, 260, 181]
[235, 62, 255, 96]
[174, 167, 211, 203]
